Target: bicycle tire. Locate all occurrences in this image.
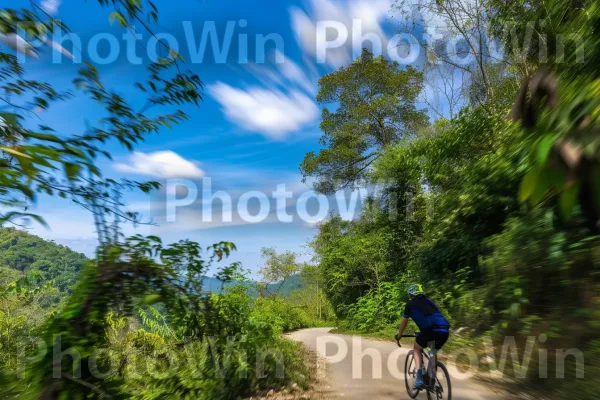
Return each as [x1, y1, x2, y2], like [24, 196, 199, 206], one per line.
[404, 350, 430, 399]
[426, 361, 452, 400]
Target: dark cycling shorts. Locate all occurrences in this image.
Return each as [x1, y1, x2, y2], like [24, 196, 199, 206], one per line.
[416, 330, 449, 350]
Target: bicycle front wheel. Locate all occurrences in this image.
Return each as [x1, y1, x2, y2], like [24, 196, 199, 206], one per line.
[427, 361, 452, 400]
[404, 350, 422, 399]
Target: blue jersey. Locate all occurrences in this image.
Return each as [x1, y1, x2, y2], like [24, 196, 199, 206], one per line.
[402, 295, 450, 332]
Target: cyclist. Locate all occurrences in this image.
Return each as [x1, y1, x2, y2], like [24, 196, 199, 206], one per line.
[395, 284, 450, 389]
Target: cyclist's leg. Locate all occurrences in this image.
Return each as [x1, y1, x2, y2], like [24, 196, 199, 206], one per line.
[414, 332, 430, 388]
[430, 331, 451, 394]
[432, 330, 449, 353]
[413, 341, 424, 371]
[413, 341, 425, 388]
[429, 331, 449, 381]
[414, 331, 431, 367]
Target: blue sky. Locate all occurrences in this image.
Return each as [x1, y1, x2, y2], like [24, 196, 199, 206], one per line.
[1, 0, 439, 276]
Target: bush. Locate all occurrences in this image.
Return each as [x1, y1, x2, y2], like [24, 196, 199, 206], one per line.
[251, 296, 312, 333]
[107, 286, 315, 399]
[342, 281, 408, 332]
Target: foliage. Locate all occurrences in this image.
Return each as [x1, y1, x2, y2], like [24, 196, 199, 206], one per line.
[108, 285, 314, 400]
[0, 1, 201, 227]
[0, 1, 317, 399]
[254, 252, 333, 332]
[306, 2, 600, 398]
[3, 0, 600, 399]
[257, 247, 302, 297]
[0, 234, 315, 399]
[343, 281, 406, 332]
[288, 265, 336, 324]
[300, 48, 428, 194]
[310, 214, 396, 314]
[251, 296, 312, 334]
[490, 1, 600, 230]
[0, 227, 87, 291]
[0, 269, 61, 375]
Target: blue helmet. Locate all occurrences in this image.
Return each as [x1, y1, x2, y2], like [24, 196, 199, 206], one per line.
[407, 284, 424, 298]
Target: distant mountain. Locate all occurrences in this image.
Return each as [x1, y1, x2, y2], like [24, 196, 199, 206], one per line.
[202, 276, 236, 292]
[266, 274, 304, 296]
[0, 228, 306, 297]
[0, 227, 87, 291]
[201, 274, 305, 297]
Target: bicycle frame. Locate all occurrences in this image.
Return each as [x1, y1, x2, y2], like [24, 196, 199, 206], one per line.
[423, 350, 437, 389]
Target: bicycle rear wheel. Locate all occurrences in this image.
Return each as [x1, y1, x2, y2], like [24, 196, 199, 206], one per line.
[426, 361, 452, 400]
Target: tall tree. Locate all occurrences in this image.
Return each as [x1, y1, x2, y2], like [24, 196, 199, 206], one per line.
[300, 48, 428, 194]
[394, 0, 521, 116]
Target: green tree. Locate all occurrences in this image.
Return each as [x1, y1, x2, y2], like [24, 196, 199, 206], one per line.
[300, 48, 428, 194]
[0, 1, 202, 398]
[310, 212, 396, 314]
[258, 247, 301, 296]
[301, 1, 600, 397]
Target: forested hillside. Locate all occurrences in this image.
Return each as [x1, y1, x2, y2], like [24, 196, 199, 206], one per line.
[0, 228, 87, 291]
[0, 227, 303, 296]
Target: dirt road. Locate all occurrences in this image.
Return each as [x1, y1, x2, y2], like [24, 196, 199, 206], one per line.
[288, 328, 508, 400]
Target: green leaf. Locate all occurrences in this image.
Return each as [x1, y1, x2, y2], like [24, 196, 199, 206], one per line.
[0, 146, 32, 159]
[28, 214, 50, 229]
[559, 183, 580, 220]
[23, 132, 63, 143]
[0, 112, 21, 128]
[108, 12, 127, 27]
[0, 212, 48, 229]
[536, 134, 556, 165]
[64, 163, 81, 180]
[142, 294, 161, 305]
[529, 169, 551, 205]
[109, 12, 117, 24]
[544, 166, 567, 192]
[518, 164, 542, 203]
[510, 303, 520, 319]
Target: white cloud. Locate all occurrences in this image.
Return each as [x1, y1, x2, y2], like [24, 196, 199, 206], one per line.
[0, 33, 39, 60]
[245, 51, 317, 96]
[275, 50, 317, 95]
[44, 37, 74, 60]
[41, 0, 61, 15]
[143, 173, 318, 231]
[290, 0, 393, 68]
[208, 82, 319, 140]
[114, 151, 205, 179]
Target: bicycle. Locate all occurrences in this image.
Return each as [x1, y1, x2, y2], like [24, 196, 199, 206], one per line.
[395, 333, 452, 400]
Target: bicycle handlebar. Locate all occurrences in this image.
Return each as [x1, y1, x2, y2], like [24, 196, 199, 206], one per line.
[394, 333, 418, 347]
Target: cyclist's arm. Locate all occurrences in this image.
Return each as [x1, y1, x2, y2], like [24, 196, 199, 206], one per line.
[397, 302, 411, 337]
[397, 317, 409, 337]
